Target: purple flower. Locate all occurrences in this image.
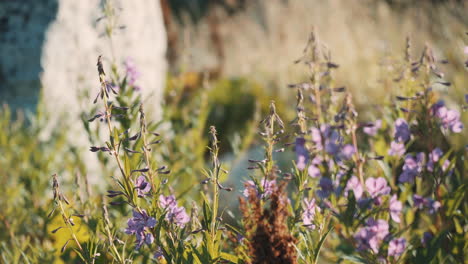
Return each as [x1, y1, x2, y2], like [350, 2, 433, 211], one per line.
[354, 228, 370, 251]
[388, 238, 406, 257]
[311, 127, 323, 151]
[125, 209, 157, 249]
[427, 148, 443, 172]
[159, 194, 190, 227]
[412, 195, 441, 214]
[243, 180, 257, 197]
[154, 248, 164, 259]
[308, 164, 321, 178]
[243, 179, 277, 199]
[309, 155, 325, 176]
[159, 194, 177, 209]
[404, 153, 425, 172]
[167, 205, 190, 227]
[236, 233, 245, 244]
[365, 177, 391, 198]
[363, 119, 382, 136]
[340, 144, 356, 160]
[345, 176, 363, 200]
[442, 159, 451, 172]
[394, 118, 410, 142]
[260, 179, 277, 197]
[465, 94, 468, 104]
[427, 199, 441, 214]
[325, 134, 341, 156]
[316, 177, 334, 199]
[451, 122, 464, 133]
[430, 100, 445, 115]
[311, 125, 357, 161]
[354, 218, 389, 253]
[295, 137, 309, 170]
[311, 125, 343, 156]
[389, 195, 402, 223]
[366, 219, 389, 253]
[325, 141, 341, 156]
[399, 170, 417, 183]
[135, 176, 151, 197]
[388, 141, 405, 157]
[124, 57, 141, 91]
[399, 153, 425, 183]
[302, 198, 320, 228]
[421, 232, 433, 246]
[433, 102, 464, 133]
[413, 194, 427, 209]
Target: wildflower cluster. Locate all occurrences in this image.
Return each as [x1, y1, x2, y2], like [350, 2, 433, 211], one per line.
[46, 30, 466, 264]
[238, 31, 467, 264]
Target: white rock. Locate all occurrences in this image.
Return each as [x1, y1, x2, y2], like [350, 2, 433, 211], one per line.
[41, 0, 167, 126]
[0, 0, 167, 183]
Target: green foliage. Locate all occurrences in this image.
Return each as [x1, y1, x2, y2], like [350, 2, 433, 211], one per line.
[1, 12, 467, 264]
[0, 103, 84, 263]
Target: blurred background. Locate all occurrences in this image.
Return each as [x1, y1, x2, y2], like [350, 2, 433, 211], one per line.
[2, 0, 466, 178]
[0, 0, 467, 262]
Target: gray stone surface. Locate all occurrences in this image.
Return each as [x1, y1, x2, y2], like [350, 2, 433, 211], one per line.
[0, 0, 167, 182]
[0, 0, 166, 119]
[0, 0, 58, 111]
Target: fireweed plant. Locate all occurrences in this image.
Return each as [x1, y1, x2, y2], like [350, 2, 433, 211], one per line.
[48, 31, 467, 263]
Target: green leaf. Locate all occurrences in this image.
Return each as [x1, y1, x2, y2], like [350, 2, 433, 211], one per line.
[313, 226, 334, 263]
[339, 255, 369, 264]
[343, 192, 356, 227]
[445, 184, 465, 217]
[220, 252, 239, 263]
[405, 209, 415, 225]
[124, 153, 131, 177]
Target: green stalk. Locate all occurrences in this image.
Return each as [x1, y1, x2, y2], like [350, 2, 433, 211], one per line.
[209, 126, 220, 259]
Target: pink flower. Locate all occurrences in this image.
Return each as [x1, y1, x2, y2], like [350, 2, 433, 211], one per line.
[412, 195, 441, 214]
[159, 195, 190, 227]
[388, 141, 405, 157]
[363, 120, 382, 136]
[388, 238, 406, 257]
[243, 179, 276, 199]
[367, 219, 389, 253]
[159, 194, 177, 209]
[427, 148, 443, 172]
[389, 195, 402, 223]
[365, 177, 391, 198]
[310, 127, 323, 151]
[308, 156, 323, 178]
[428, 199, 441, 214]
[354, 218, 389, 253]
[345, 176, 363, 200]
[135, 176, 151, 197]
[340, 144, 356, 160]
[433, 102, 464, 133]
[302, 198, 320, 228]
[167, 205, 190, 227]
[124, 57, 142, 91]
[308, 164, 321, 178]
